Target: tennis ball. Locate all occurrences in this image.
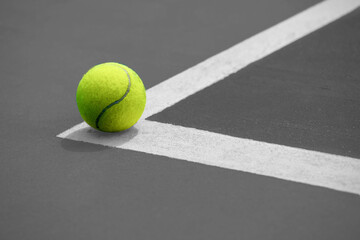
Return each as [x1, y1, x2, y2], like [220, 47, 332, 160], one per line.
[76, 62, 146, 132]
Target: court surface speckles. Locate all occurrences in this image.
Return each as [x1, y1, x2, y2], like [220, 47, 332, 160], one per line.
[1, 0, 360, 239]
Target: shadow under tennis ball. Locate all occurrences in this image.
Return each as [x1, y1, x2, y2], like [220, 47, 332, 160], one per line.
[60, 138, 108, 152]
[60, 124, 139, 152]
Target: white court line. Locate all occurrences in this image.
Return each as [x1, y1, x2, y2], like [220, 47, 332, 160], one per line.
[59, 120, 360, 195]
[143, 0, 360, 119]
[58, 0, 360, 195]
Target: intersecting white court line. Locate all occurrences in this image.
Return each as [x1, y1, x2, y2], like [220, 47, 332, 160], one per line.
[58, 0, 360, 196]
[59, 120, 360, 195]
[142, 0, 360, 119]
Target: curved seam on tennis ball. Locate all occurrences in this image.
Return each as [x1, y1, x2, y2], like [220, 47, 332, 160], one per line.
[95, 66, 132, 130]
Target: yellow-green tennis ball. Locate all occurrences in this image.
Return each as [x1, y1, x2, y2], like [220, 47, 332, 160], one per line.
[76, 62, 146, 132]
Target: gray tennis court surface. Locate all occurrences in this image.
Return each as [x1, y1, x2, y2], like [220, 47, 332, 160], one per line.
[1, 0, 360, 239]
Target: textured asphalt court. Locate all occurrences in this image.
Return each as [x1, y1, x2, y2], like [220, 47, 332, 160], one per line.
[1, 0, 360, 240]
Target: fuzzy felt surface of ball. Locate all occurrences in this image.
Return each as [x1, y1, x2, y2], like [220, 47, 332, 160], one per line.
[76, 62, 146, 132]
